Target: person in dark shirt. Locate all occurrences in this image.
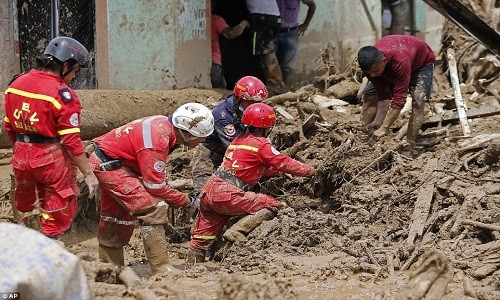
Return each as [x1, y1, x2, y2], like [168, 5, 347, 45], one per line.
[357, 35, 435, 146]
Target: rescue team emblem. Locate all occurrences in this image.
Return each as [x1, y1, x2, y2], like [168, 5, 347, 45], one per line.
[69, 113, 79, 126]
[153, 161, 166, 172]
[223, 124, 236, 136]
[59, 88, 73, 103]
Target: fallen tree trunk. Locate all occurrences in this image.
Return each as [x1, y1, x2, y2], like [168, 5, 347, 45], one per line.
[0, 89, 223, 149]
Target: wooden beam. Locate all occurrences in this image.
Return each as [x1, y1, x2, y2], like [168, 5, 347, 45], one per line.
[407, 158, 438, 245]
[447, 48, 471, 136]
[423, 106, 500, 127]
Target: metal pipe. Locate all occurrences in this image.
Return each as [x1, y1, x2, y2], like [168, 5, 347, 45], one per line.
[50, 0, 59, 39]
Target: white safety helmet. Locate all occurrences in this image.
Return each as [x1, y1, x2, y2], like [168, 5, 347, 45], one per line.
[172, 102, 214, 138]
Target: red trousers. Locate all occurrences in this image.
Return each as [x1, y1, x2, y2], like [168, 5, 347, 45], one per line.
[11, 143, 78, 237]
[89, 153, 163, 248]
[190, 175, 281, 250]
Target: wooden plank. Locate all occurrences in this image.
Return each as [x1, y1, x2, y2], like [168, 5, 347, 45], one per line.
[461, 219, 500, 232]
[423, 106, 500, 126]
[407, 158, 438, 245]
[275, 106, 295, 120]
[447, 48, 471, 136]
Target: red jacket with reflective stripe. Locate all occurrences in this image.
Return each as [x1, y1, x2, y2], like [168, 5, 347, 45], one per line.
[220, 134, 312, 186]
[93, 116, 188, 208]
[4, 69, 85, 157]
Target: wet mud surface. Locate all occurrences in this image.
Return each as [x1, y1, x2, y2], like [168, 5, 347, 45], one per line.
[1, 1, 500, 297]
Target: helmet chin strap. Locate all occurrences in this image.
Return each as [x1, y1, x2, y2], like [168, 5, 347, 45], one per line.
[60, 62, 79, 80]
[263, 127, 272, 138]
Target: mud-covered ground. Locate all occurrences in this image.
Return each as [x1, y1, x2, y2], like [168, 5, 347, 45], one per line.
[52, 81, 497, 300]
[30, 72, 496, 300]
[1, 2, 500, 297]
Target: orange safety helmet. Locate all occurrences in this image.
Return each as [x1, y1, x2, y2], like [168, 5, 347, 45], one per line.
[241, 103, 276, 128]
[233, 76, 268, 101]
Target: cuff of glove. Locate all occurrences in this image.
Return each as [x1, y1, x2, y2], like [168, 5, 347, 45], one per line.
[186, 192, 201, 207]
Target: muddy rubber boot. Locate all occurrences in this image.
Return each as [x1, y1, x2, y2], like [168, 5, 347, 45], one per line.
[141, 225, 180, 275]
[99, 244, 125, 266]
[185, 248, 206, 265]
[222, 208, 276, 242]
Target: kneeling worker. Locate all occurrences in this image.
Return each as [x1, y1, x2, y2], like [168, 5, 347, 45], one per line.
[187, 103, 315, 263]
[88, 103, 214, 275]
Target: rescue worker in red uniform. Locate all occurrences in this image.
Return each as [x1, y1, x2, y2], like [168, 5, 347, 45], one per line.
[187, 103, 315, 263]
[192, 75, 268, 191]
[88, 102, 214, 275]
[3, 36, 99, 238]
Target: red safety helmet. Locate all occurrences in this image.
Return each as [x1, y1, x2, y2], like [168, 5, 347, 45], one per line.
[241, 103, 276, 128]
[233, 76, 268, 101]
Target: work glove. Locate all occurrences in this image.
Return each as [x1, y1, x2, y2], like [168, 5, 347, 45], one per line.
[186, 192, 201, 208]
[136, 201, 169, 225]
[84, 172, 99, 199]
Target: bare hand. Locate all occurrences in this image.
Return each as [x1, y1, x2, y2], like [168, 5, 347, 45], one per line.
[296, 24, 308, 35]
[360, 123, 378, 135]
[240, 20, 250, 29]
[84, 172, 99, 198]
[372, 127, 389, 140]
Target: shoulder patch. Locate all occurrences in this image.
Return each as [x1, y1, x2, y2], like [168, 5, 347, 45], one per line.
[223, 124, 236, 136]
[59, 88, 73, 103]
[153, 161, 166, 172]
[69, 113, 79, 126]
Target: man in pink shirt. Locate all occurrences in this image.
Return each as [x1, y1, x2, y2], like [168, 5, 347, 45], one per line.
[211, 12, 249, 88]
[357, 35, 435, 147]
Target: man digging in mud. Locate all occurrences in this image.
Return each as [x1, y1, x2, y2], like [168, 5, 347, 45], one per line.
[87, 103, 214, 275]
[357, 35, 435, 150]
[186, 103, 315, 263]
